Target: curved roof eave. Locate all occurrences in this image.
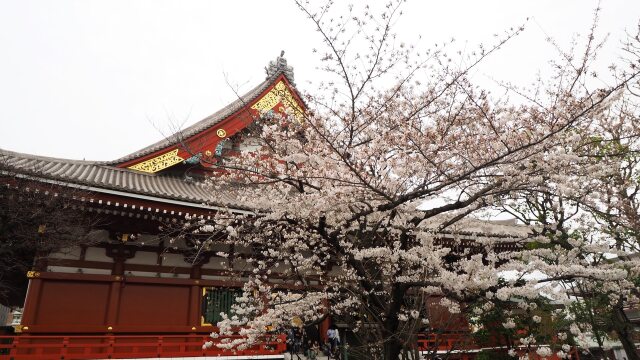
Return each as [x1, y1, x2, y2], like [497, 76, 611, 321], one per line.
[106, 71, 299, 166]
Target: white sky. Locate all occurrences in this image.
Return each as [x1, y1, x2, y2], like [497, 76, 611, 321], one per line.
[0, 0, 638, 161]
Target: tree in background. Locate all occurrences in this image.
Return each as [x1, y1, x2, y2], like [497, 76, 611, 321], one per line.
[0, 156, 100, 307]
[498, 82, 640, 359]
[188, 2, 640, 359]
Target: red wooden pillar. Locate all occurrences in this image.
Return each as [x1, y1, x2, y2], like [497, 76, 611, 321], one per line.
[21, 273, 42, 327]
[105, 244, 133, 332]
[22, 243, 49, 328]
[105, 276, 122, 328]
[188, 261, 205, 330]
[188, 283, 201, 329]
[320, 298, 330, 342]
[320, 318, 330, 342]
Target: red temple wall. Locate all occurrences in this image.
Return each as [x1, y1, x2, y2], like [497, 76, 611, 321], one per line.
[426, 296, 470, 332]
[21, 273, 203, 334]
[36, 280, 109, 326]
[117, 284, 190, 326]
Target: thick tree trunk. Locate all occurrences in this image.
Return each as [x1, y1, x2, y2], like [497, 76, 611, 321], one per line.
[382, 283, 407, 360]
[612, 306, 639, 360]
[384, 339, 403, 360]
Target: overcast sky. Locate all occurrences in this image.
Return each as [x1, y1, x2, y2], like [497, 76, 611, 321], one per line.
[1, 0, 639, 161]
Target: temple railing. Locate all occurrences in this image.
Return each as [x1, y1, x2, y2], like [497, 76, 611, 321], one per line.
[418, 332, 475, 351]
[0, 334, 286, 360]
[417, 333, 581, 360]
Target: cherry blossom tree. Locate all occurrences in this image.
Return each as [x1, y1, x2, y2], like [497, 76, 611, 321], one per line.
[189, 2, 640, 359]
[497, 83, 640, 359]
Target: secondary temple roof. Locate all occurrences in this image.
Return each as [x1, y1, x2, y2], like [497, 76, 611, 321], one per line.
[0, 148, 226, 205]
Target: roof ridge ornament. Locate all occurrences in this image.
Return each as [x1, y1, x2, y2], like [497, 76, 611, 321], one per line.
[265, 50, 295, 85]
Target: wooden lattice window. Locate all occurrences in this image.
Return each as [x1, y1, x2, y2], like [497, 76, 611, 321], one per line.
[202, 288, 241, 325]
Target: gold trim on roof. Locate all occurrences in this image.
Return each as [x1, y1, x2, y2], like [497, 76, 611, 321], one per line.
[251, 80, 304, 121]
[128, 149, 185, 173]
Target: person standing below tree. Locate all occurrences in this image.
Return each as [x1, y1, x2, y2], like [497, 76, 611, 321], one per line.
[326, 324, 340, 357]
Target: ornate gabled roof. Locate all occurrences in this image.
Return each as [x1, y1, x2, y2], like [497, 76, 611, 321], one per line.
[111, 52, 304, 174]
[0, 53, 305, 212]
[108, 76, 274, 165]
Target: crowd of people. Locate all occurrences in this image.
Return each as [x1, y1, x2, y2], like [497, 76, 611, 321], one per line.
[284, 324, 342, 359]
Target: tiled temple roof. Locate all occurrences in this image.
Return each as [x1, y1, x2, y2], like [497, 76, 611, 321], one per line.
[0, 148, 232, 206]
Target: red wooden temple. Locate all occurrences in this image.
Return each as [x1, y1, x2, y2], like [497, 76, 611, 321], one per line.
[0, 54, 566, 360]
[0, 54, 302, 360]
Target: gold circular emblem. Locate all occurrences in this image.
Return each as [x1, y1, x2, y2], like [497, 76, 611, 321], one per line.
[216, 129, 227, 138]
[204, 150, 212, 157]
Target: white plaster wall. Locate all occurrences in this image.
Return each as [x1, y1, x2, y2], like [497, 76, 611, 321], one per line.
[234, 245, 251, 254]
[201, 275, 249, 283]
[85, 229, 110, 243]
[127, 251, 158, 265]
[47, 266, 111, 275]
[202, 257, 228, 270]
[84, 247, 108, 262]
[232, 259, 252, 272]
[208, 243, 229, 253]
[158, 238, 187, 250]
[161, 253, 188, 267]
[327, 265, 343, 277]
[271, 262, 289, 273]
[137, 234, 159, 246]
[164, 237, 188, 250]
[123, 271, 189, 279]
[49, 246, 81, 260]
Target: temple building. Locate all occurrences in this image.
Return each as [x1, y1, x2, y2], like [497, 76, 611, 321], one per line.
[0, 54, 581, 360]
[0, 54, 302, 359]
